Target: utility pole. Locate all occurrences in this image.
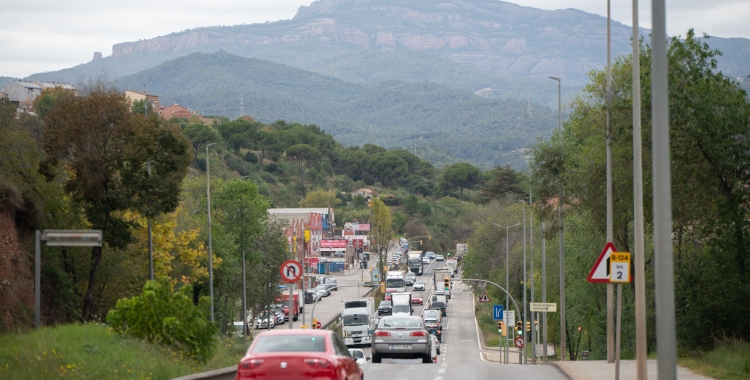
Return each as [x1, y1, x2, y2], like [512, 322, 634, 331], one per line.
[652, 0, 677, 378]
[530, 184, 535, 364]
[206, 143, 217, 322]
[523, 209, 527, 364]
[559, 194, 566, 361]
[606, 0, 615, 364]
[542, 222, 547, 362]
[631, 1, 647, 378]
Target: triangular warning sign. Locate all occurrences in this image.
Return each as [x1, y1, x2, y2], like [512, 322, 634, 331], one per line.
[587, 242, 617, 283]
[479, 293, 491, 302]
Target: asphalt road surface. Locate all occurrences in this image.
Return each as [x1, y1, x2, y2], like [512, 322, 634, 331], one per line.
[355, 254, 568, 380]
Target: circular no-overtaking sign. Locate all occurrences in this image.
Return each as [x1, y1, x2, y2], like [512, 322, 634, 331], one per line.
[280, 260, 303, 283]
[316, 321, 322, 329]
[514, 336, 525, 348]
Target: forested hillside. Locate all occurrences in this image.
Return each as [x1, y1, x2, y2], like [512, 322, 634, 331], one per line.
[116, 51, 556, 168]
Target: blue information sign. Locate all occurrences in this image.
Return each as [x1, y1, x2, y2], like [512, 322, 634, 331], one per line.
[493, 304, 504, 321]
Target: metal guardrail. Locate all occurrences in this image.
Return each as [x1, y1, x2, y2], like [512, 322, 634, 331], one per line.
[171, 365, 236, 380]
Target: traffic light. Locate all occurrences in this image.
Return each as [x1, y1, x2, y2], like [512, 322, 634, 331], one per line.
[420, 240, 423, 245]
[312, 318, 317, 329]
[498, 321, 506, 336]
[444, 277, 450, 290]
[526, 321, 531, 332]
[516, 321, 523, 335]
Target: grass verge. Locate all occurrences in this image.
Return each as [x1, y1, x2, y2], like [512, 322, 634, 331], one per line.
[0, 324, 249, 380]
[679, 338, 750, 380]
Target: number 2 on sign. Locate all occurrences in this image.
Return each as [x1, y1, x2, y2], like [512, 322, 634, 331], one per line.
[609, 251, 631, 283]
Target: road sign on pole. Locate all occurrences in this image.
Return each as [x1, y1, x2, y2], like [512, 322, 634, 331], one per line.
[610, 252, 631, 283]
[530, 303, 558, 312]
[479, 293, 491, 302]
[506, 310, 515, 326]
[587, 242, 617, 282]
[280, 260, 303, 283]
[316, 321, 322, 329]
[493, 304, 504, 320]
[515, 336, 525, 348]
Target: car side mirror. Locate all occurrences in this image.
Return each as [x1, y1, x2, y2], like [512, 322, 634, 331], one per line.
[366, 357, 371, 361]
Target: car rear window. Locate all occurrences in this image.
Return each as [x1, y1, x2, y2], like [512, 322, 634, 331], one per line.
[251, 335, 327, 353]
[379, 317, 422, 328]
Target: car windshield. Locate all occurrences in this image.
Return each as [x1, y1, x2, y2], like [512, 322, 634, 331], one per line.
[392, 304, 410, 314]
[386, 278, 404, 288]
[317, 285, 326, 290]
[379, 301, 391, 307]
[414, 282, 424, 286]
[251, 335, 327, 353]
[432, 302, 446, 308]
[379, 317, 422, 328]
[343, 315, 369, 326]
[349, 350, 364, 359]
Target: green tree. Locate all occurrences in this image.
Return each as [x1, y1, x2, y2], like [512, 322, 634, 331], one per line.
[370, 198, 394, 277]
[531, 30, 750, 350]
[298, 189, 341, 208]
[480, 165, 524, 202]
[40, 84, 192, 320]
[286, 144, 322, 185]
[184, 123, 220, 162]
[256, 129, 281, 164]
[441, 162, 481, 200]
[368, 152, 409, 187]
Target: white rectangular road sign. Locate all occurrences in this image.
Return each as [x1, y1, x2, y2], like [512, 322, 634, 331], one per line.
[505, 310, 515, 326]
[530, 302, 557, 312]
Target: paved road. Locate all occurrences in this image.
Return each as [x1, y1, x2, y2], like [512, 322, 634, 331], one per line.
[356, 258, 568, 380]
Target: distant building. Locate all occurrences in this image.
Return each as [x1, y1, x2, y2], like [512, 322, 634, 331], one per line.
[124, 90, 160, 111]
[2, 81, 41, 102]
[158, 103, 202, 119]
[351, 188, 377, 200]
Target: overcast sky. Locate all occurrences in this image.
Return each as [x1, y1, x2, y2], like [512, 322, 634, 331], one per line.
[2, 0, 749, 78]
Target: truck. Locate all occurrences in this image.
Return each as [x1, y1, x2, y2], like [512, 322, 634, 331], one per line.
[446, 258, 458, 276]
[433, 268, 451, 291]
[407, 251, 424, 275]
[278, 291, 301, 321]
[385, 270, 406, 299]
[391, 292, 413, 316]
[341, 297, 377, 346]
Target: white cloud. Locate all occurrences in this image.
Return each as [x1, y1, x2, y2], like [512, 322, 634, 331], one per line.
[1, 0, 748, 78]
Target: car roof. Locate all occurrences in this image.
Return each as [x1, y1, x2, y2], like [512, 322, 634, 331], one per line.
[255, 329, 331, 338]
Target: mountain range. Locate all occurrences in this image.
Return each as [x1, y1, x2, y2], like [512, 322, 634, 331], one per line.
[18, 0, 750, 167]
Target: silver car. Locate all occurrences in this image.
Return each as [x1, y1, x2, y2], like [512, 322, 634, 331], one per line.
[371, 316, 432, 363]
[316, 284, 330, 297]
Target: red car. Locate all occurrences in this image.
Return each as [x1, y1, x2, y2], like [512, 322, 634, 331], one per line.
[235, 329, 363, 380]
[411, 295, 423, 305]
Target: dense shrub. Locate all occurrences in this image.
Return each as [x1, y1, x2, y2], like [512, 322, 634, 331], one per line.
[106, 278, 216, 363]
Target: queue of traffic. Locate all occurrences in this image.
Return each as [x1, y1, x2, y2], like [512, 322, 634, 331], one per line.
[233, 238, 458, 379]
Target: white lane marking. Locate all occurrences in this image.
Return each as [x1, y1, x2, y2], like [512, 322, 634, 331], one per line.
[473, 295, 491, 363]
[438, 368, 446, 374]
[461, 340, 474, 342]
[442, 363, 447, 367]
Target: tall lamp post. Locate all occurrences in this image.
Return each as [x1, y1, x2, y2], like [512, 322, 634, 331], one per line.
[548, 75, 565, 360]
[206, 142, 217, 322]
[239, 175, 251, 336]
[494, 222, 521, 364]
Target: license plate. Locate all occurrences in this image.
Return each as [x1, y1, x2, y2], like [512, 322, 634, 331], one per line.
[389, 345, 411, 350]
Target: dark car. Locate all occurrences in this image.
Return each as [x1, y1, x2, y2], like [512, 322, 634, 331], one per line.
[378, 300, 392, 315]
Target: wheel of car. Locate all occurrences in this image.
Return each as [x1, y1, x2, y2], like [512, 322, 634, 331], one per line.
[372, 353, 381, 363]
[422, 353, 432, 363]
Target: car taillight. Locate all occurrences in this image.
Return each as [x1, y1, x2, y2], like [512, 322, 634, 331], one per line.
[410, 330, 428, 336]
[374, 331, 391, 337]
[304, 358, 331, 368]
[240, 358, 263, 369]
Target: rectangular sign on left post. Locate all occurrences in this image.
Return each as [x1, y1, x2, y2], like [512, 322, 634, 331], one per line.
[42, 230, 102, 247]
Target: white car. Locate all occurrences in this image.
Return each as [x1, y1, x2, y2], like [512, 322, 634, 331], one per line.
[413, 281, 425, 291]
[348, 348, 369, 364]
[422, 257, 430, 264]
[435, 255, 444, 261]
[255, 314, 275, 329]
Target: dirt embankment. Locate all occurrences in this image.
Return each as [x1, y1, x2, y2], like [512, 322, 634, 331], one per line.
[0, 209, 34, 330]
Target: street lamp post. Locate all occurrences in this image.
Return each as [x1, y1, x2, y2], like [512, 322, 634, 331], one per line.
[548, 75, 565, 361]
[206, 143, 217, 322]
[239, 175, 250, 336]
[494, 222, 521, 364]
